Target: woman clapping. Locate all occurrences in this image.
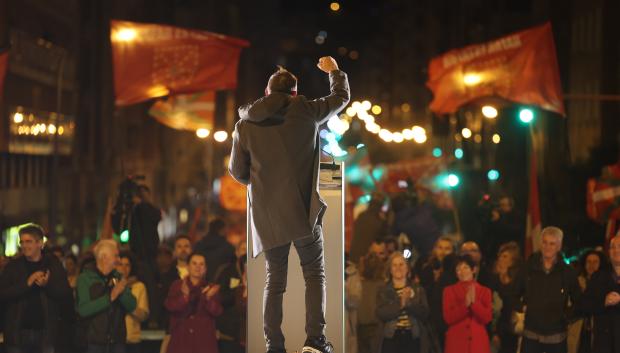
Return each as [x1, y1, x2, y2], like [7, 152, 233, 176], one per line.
[165, 252, 223, 353]
[443, 255, 492, 353]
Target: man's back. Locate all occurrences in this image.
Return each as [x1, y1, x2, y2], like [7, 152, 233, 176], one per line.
[230, 69, 349, 256]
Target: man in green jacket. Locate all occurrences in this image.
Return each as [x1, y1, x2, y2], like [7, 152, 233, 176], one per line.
[76, 239, 136, 353]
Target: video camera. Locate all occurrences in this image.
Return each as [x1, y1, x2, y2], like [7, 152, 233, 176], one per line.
[111, 175, 145, 234]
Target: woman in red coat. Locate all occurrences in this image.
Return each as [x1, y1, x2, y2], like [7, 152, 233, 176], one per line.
[443, 255, 493, 353]
[165, 252, 223, 353]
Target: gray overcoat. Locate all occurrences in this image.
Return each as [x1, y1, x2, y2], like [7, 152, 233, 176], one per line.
[228, 70, 350, 257]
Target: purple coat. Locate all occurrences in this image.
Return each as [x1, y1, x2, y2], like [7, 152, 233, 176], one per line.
[165, 278, 223, 353]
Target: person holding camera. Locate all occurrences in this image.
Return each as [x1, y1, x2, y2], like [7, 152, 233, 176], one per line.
[76, 239, 137, 353]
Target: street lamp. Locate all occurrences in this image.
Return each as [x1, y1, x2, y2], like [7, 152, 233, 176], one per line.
[519, 108, 534, 123]
[461, 128, 472, 139]
[481, 105, 498, 118]
[196, 128, 210, 139]
[214, 131, 228, 142]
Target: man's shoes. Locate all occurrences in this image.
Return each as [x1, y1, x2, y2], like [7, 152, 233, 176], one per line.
[302, 335, 334, 353]
[267, 349, 287, 353]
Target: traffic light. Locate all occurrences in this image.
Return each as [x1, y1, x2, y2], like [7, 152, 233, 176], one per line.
[440, 173, 460, 188]
[120, 230, 130, 243]
[454, 148, 464, 159]
[519, 108, 534, 123]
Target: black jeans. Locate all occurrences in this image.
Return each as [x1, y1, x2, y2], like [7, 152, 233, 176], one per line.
[522, 337, 567, 353]
[6, 330, 53, 353]
[381, 329, 420, 353]
[263, 227, 326, 351]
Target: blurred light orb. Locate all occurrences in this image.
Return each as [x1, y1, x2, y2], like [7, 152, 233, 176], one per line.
[379, 129, 393, 142]
[361, 100, 372, 111]
[461, 128, 472, 139]
[214, 131, 228, 142]
[482, 105, 498, 118]
[196, 128, 210, 139]
[492, 134, 501, 144]
[392, 132, 404, 143]
[13, 112, 24, 123]
[463, 73, 482, 86]
[115, 28, 137, 42]
[330, 2, 341, 11]
[371, 105, 382, 115]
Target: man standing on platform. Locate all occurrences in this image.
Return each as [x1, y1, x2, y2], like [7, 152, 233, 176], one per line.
[229, 56, 350, 353]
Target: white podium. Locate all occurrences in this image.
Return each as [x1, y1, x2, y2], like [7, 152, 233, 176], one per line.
[247, 163, 344, 353]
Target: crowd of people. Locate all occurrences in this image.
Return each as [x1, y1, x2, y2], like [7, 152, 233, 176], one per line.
[3, 190, 620, 353]
[0, 219, 247, 353]
[345, 221, 620, 353]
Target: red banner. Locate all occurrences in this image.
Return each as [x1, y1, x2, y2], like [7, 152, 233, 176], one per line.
[0, 52, 8, 101]
[427, 22, 565, 116]
[149, 91, 215, 131]
[111, 20, 249, 106]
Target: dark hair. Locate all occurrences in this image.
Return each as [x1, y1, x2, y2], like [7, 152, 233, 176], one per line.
[19, 223, 45, 240]
[49, 245, 63, 255]
[455, 254, 477, 271]
[188, 252, 206, 264]
[581, 249, 608, 276]
[64, 254, 78, 264]
[267, 66, 297, 94]
[174, 234, 191, 246]
[157, 244, 173, 257]
[119, 251, 139, 277]
[383, 236, 398, 248]
[208, 219, 226, 236]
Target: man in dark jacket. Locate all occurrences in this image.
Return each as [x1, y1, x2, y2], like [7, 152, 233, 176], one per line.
[194, 218, 236, 282]
[0, 223, 72, 353]
[520, 226, 581, 353]
[349, 193, 387, 264]
[579, 235, 620, 353]
[76, 239, 136, 353]
[229, 56, 350, 353]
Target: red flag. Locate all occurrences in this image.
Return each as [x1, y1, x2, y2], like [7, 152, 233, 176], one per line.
[525, 149, 542, 258]
[427, 22, 565, 116]
[220, 174, 247, 212]
[0, 52, 8, 101]
[111, 20, 249, 106]
[149, 91, 215, 131]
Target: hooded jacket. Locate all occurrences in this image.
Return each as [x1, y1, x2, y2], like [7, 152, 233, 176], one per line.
[229, 69, 350, 257]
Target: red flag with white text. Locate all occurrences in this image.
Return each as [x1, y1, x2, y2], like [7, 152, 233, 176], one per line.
[427, 22, 565, 116]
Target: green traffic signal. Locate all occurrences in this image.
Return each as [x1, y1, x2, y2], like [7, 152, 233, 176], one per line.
[519, 108, 534, 123]
[120, 230, 129, 243]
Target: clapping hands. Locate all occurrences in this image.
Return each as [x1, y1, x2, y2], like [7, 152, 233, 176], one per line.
[465, 285, 476, 307]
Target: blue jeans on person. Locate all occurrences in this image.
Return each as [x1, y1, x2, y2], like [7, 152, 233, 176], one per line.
[263, 226, 326, 351]
[86, 343, 126, 353]
[6, 329, 54, 353]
